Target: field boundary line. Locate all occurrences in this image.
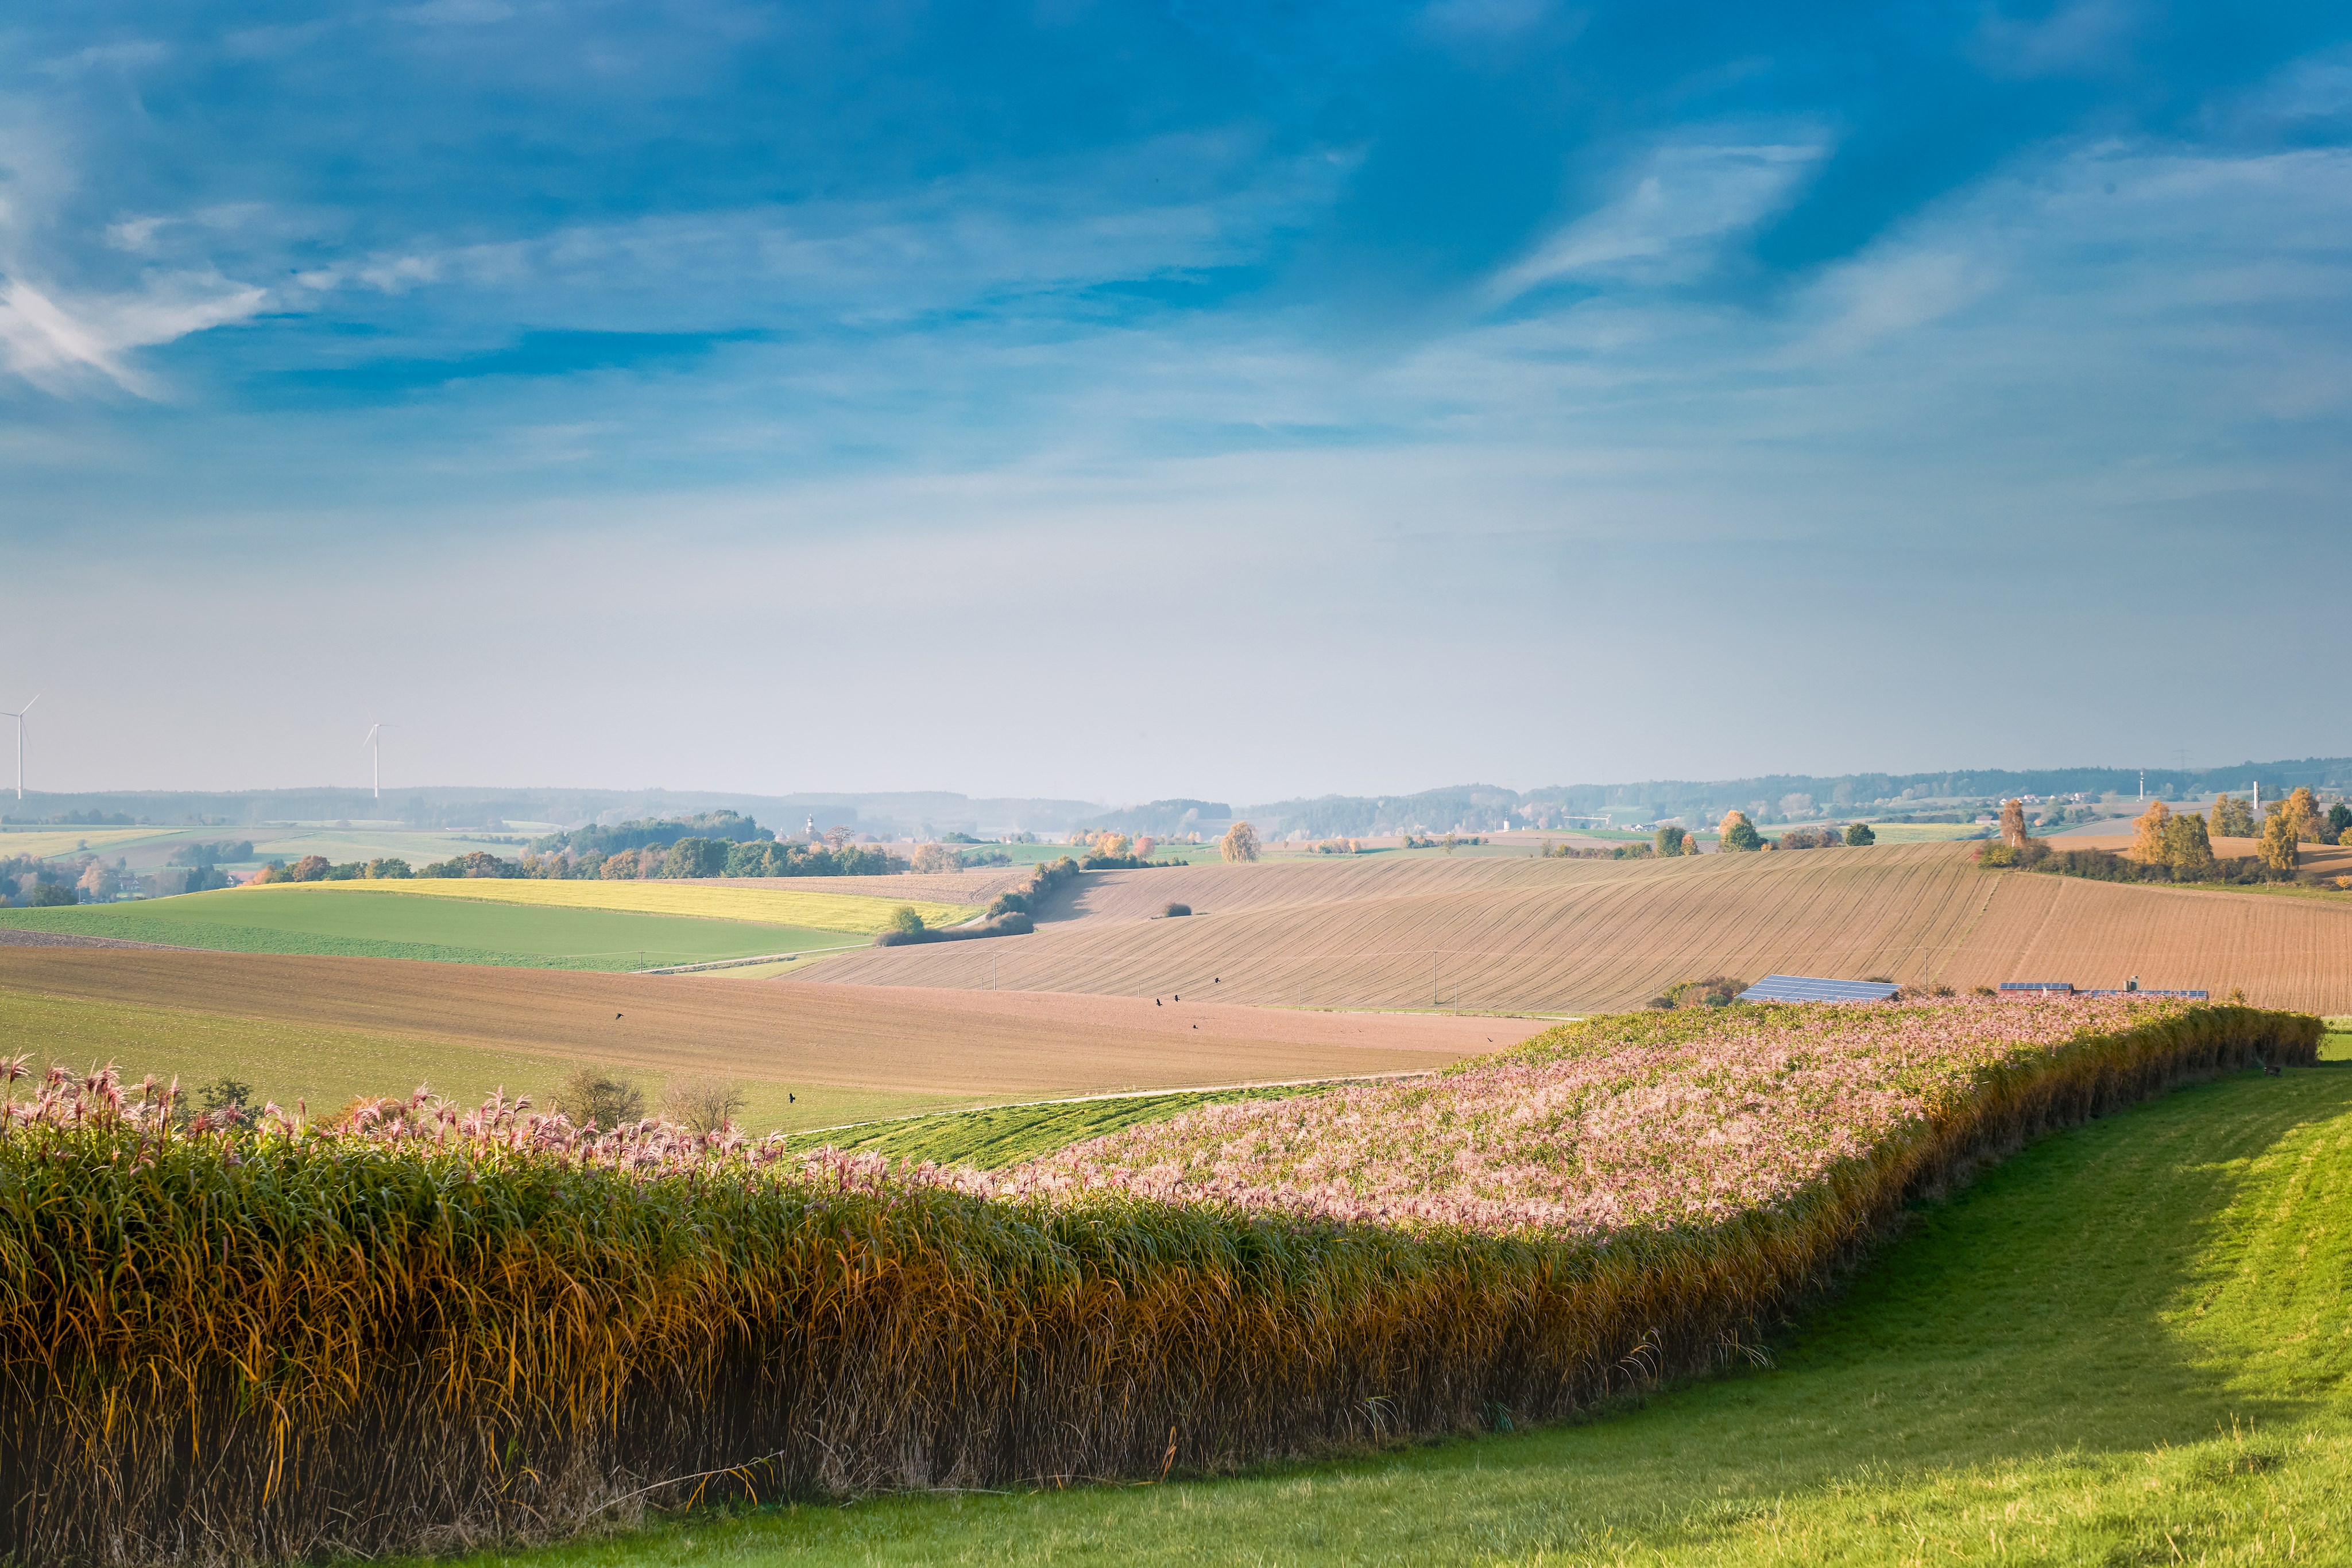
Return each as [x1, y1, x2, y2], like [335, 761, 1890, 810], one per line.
[637, 944, 872, 974]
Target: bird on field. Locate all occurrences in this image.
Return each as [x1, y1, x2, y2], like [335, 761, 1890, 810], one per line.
[1173, 994, 1179, 1001]
[614, 1013, 623, 1020]
[1155, 998, 1160, 1005]
[789, 1093, 796, 1102]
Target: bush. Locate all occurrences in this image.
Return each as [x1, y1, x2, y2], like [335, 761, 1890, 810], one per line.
[1717, 811, 1762, 852]
[1844, 822, 1877, 846]
[662, 1075, 747, 1134]
[1776, 827, 1840, 851]
[553, 1068, 646, 1131]
[887, 905, 926, 936]
[1163, 902, 1192, 917]
[26, 882, 76, 907]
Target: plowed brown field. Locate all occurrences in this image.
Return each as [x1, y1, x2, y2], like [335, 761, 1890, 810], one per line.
[0, 949, 1527, 1132]
[798, 843, 2352, 1013]
[803, 844, 2003, 1010]
[685, 869, 1036, 905]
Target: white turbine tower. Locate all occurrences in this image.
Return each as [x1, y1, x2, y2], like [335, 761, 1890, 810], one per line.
[3, 695, 37, 802]
[362, 722, 389, 802]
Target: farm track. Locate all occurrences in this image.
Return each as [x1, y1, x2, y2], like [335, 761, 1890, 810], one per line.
[0, 948, 1526, 1099]
[802, 843, 2352, 1012]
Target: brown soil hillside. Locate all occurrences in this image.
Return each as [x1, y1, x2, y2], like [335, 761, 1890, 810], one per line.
[803, 844, 2002, 1011]
[798, 843, 2352, 1013]
[0, 948, 1520, 1102]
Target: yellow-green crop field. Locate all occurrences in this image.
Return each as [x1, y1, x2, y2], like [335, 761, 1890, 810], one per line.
[0, 827, 175, 858]
[285, 877, 981, 933]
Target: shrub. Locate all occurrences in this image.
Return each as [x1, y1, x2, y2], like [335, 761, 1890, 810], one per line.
[365, 857, 413, 878]
[552, 1067, 647, 1130]
[662, 1075, 747, 1134]
[887, 905, 926, 936]
[1654, 825, 1690, 857]
[1775, 827, 1840, 851]
[1717, 810, 1762, 851]
[1844, 822, 1877, 846]
[26, 882, 75, 907]
[1163, 902, 1192, 917]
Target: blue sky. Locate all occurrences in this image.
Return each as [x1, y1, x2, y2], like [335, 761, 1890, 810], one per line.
[4, 2, 2350, 800]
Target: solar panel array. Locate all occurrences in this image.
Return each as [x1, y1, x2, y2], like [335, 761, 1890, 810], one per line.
[1736, 974, 1904, 1004]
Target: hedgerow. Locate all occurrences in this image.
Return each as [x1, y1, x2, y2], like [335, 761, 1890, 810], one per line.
[0, 1002, 2316, 1564]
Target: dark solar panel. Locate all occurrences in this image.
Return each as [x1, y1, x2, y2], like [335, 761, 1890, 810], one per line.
[1736, 974, 1903, 1004]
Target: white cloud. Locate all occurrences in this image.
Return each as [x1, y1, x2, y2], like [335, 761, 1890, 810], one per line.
[1486, 138, 1827, 301]
[0, 272, 266, 395]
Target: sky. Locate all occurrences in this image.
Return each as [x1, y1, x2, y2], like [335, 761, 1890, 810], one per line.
[3, 1, 2350, 804]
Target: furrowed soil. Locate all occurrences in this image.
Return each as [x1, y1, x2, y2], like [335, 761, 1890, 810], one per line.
[798, 842, 2352, 1013]
[0, 948, 1527, 1134]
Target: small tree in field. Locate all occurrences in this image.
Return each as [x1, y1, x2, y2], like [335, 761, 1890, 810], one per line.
[553, 1067, 646, 1130]
[2281, 787, 2321, 843]
[1844, 822, 1877, 846]
[1654, 825, 1689, 857]
[1999, 799, 2030, 850]
[887, 905, 926, 935]
[1220, 822, 1259, 862]
[663, 1076, 748, 1135]
[2130, 800, 2171, 862]
[1717, 810, 1762, 852]
[2208, 793, 2257, 839]
[2258, 810, 2300, 872]
[2161, 811, 2215, 873]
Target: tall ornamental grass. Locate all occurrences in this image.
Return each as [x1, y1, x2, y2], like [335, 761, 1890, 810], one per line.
[0, 1001, 2316, 1565]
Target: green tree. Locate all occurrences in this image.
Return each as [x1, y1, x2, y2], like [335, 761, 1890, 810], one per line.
[2328, 803, 2352, 844]
[659, 837, 728, 878]
[2280, 786, 2321, 843]
[1654, 825, 1689, 857]
[2161, 811, 2215, 873]
[1220, 822, 1260, 863]
[2208, 794, 2257, 839]
[2258, 810, 2300, 872]
[1717, 810, 1762, 852]
[1844, 822, 1877, 846]
[887, 905, 926, 935]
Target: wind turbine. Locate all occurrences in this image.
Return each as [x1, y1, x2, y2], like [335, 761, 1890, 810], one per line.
[362, 721, 391, 802]
[2, 695, 36, 802]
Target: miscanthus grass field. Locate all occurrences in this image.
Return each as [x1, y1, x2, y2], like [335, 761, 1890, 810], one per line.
[0, 998, 2315, 1564]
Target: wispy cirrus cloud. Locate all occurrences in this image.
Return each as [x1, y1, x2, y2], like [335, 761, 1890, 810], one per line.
[0, 272, 266, 395]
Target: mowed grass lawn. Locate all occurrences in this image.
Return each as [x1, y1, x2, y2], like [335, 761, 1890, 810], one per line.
[450, 1039, 2352, 1566]
[0, 885, 857, 971]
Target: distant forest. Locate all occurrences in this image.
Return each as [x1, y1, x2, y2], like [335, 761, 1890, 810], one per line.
[10, 758, 2350, 842]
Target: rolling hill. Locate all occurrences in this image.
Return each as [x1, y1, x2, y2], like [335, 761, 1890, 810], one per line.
[797, 842, 2352, 1013]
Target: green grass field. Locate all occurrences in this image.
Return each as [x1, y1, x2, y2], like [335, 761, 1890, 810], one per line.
[442, 1036, 2352, 1566]
[0, 885, 852, 971]
[789, 1086, 1306, 1168]
[0, 989, 969, 1134]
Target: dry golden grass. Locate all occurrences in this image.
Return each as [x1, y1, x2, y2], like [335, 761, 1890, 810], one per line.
[801, 842, 2352, 1013]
